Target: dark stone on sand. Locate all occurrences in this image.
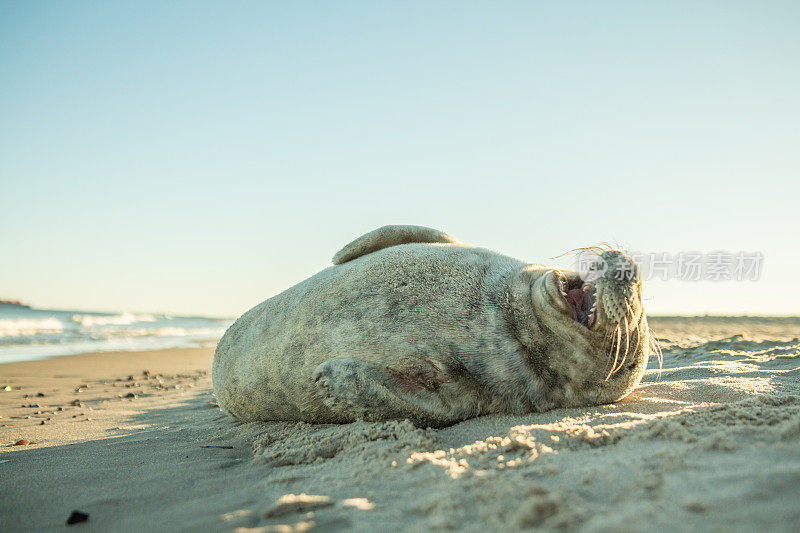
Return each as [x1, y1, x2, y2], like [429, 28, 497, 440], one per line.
[124, 392, 137, 398]
[66, 510, 89, 525]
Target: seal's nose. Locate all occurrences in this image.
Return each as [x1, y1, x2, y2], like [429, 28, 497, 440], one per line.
[600, 251, 640, 284]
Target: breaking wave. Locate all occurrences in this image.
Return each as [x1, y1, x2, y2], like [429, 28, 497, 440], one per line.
[0, 303, 232, 363]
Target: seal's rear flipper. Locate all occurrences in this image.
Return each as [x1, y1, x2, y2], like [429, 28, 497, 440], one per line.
[332, 225, 461, 265]
[312, 357, 479, 427]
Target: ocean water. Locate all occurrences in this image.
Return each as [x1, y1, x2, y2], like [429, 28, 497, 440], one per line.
[0, 303, 233, 364]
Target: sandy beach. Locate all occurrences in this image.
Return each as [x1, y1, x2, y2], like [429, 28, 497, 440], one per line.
[2, 317, 799, 531]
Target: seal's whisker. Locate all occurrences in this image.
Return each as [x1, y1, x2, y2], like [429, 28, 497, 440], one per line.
[632, 313, 643, 357]
[602, 323, 618, 369]
[606, 322, 620, 380]
[626, 300, 643, 359]
[556, 243, 626, 262]
[614, 316, 630, 375]
[555, 246, 606, 260]
[605, 323, 622, 382]
[638, 320, 646, 359]
[649, 331, 663, 379]
[644, 317, 663, 375]
[610, 325, 626, 376]
[607, 300, 635, 377]
[622, 300, 639, 370]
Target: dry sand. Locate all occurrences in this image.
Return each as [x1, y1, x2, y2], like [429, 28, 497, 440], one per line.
[2, 317, 799, 531]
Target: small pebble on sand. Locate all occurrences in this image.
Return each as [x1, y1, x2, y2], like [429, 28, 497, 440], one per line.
[65, 510, 89, 525]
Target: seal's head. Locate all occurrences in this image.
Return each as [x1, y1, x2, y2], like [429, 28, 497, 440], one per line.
[520, 249, 659, 408]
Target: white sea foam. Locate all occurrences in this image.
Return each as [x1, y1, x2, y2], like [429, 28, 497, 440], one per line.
[0, 317, 65, 338]
[71, 313, 157, 327]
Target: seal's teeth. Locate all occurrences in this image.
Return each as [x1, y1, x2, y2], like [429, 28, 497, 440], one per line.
[557, 277, 567, 296]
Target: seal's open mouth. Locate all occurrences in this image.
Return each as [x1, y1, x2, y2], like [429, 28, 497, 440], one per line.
[556, 274, 597, 328]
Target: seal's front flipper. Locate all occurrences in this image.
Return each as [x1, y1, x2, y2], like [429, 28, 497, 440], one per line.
[332, 225, 462, 265]
[312, 357, 479, 427]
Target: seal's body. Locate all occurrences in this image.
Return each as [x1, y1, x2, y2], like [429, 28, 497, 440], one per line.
[213, 226, 655, 427]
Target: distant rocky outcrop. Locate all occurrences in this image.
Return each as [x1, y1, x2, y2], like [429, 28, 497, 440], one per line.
[0, 300, 30, 308]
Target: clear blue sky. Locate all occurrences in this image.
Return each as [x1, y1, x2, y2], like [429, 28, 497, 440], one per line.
[1, 1, 798, 317]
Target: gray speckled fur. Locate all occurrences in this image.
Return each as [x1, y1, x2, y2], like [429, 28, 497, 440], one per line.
[213, 226, 652, 427]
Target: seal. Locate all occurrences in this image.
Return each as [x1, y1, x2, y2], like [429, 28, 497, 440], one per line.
[212, 225, 658, 427]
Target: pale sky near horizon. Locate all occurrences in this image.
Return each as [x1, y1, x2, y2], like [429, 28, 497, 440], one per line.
[1, 1, 799, 317]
